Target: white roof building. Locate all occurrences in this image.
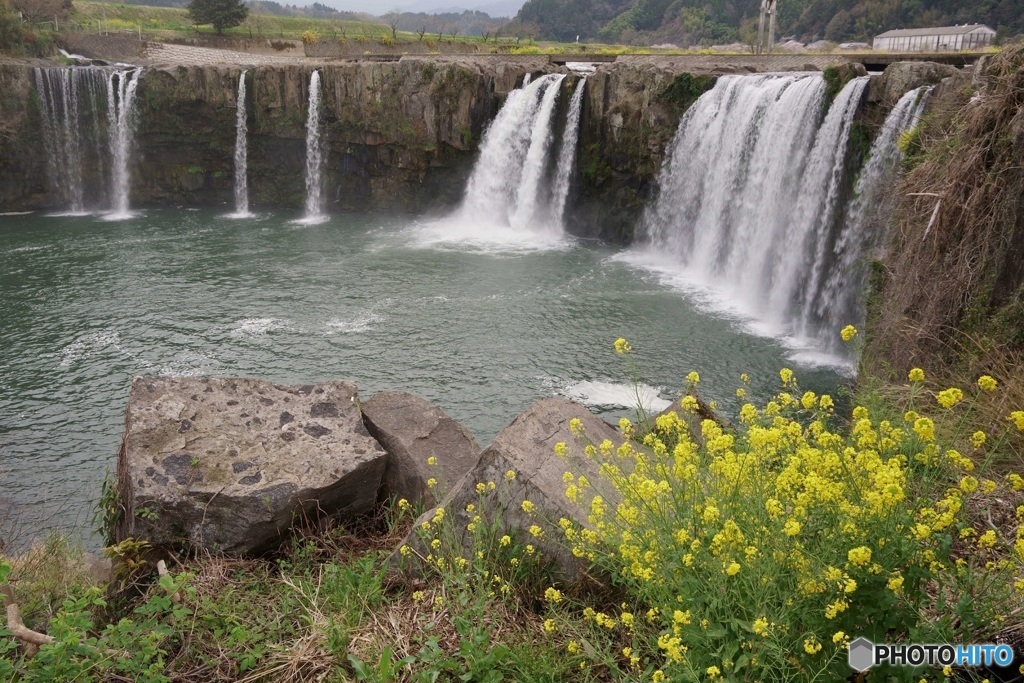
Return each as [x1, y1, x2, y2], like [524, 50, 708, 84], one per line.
[873, 24, 996, 52]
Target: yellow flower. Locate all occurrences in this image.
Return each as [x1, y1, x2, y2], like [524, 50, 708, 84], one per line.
[1006, 473, 1024, 491]
[544, 586, 562, 603]
[888, 575, 904, 592]
[543, 618, 556, 633]
[554, 442, 568, 458]
[652, 672, 665, 683]
[803, 636, 822, 655]
[500, 535, 511, 547]
[819, 395, 834, 411]
[412, 590, 424, 601]
[978, 375, 998, 392]
[780, 368, 794, 386]
[398, 498, 410, 510]
[971, 431, 986, 448]
[753, 617, 769, 636]
[909, 367, 925, 382]
[426, 456, 437, 466]
[505, 469, 516, 481]
[725, 562, 741, 576]
[706, 666, 721, 678]
[529, 524, 544, 538]
[426, 478, 437, 488]
[614, 338, 632, 354]
[566, 641, 580, 654]
[686, 371, 700, 385]
[841, 325, 857, 342]
[848, 546, 872, 567]
[521, 500, 536, 514]
[736, 387, 746, 399]
[783, 519, 801, 537]
[960, 476, 979, 494]
[740, 373, 750, 383]
[801, 391, 817, 410]
[977, 530, 997, 549]
[1009, 411, 1024, 431]
[833, 631, 847, 644]
[399, 545, 411, 557]
[937, 387, 964, 409]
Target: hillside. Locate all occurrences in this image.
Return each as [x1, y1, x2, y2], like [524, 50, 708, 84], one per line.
[512, 0, 1024, 46]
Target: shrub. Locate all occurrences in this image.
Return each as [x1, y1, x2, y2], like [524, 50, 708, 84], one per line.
[547, 338, 1024, 681]
[300, 29, 318, 44]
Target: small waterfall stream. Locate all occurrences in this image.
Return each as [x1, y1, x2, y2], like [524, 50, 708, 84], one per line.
[33, 67, 108, 214]
[820, 85, 933, 333]
[301, 70, 325, 223]
[230, 71, 251, 218]
[105, 68, 143, 220]
[638, 73, 872, 354]
[552, 78, 587, 226]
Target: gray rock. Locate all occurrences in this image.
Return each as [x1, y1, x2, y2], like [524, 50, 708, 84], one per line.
[361, 391, 480, 506]
[868, 61, 959, 105]
[115, 377, 387, 556]
[394, 397, 626, 584]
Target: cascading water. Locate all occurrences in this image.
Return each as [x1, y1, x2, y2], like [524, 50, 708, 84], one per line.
[300, 70, 325, 223]
[551, 78, 587, 226]
[105, 68, 143, 220]
[33, 67, 108, 213]
[455, 74, 576, 237]
[229, 71, 252, 218]
[819, 85, 933, 335]
[636, 73, 871, 357]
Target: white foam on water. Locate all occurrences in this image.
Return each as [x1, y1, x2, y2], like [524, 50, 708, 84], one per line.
[289, 214, 331, 226]
[229, 317, 290, 338]
[405, 217, 574, 254]
[59, 330, 123, 367]
[561, 379, 672, 413]
[326, 312, 384, 334]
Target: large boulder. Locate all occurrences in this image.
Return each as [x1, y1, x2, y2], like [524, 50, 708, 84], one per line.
[115, 377, 387, 556]
[394, 397, 627, 584]
[868, 61, 958, 105]
[361, 391, 480, 507]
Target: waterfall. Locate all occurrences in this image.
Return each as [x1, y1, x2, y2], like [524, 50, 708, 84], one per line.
[819, 85, 933, 335]
[639, 73, 870, 351]
[105, 68, 143, 220]
[229, 71, 251, 218]
[301, 70, 325, 223]
[551, 78, 586, 227]
[456, 74, 569, 234]
[33, 67, 108, 214]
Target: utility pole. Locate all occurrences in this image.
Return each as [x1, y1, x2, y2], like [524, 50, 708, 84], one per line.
[756, 0, 778, 55]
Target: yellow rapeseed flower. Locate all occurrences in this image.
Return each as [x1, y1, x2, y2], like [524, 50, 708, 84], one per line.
[753, 617, 769, 636]
[544, 587, 562, 603]
[780, 368, 794, 386]
[848, 546, 872, 567]
[725, 562, 741, 576]
[972, 431, 986, 448]
[978, 375, 997, 392]
[426, 478, 437, 488]
[521, 500, 536, 514]
[937, 387, 964, 409]
[803, 636, 822, 655]
[706, 666, 722, 678]
[426, 456, 437, 466]
[909, 367, 925, 382]
[543, 618, 556, 633]
[614, 338, 631, 354]
[841, 325, 857, 342]
[1009, 411, 1024, 431]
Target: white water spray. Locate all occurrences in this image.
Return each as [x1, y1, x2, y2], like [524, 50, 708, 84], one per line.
[229, 70, 252, 218]
[300, 70, 326, 223]
[638, 73, 871, 351]
[105, 68, 143, 220]
[551, 78, 586, 227]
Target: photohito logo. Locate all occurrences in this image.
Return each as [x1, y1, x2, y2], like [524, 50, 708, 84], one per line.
[848, 638, 1014, 672]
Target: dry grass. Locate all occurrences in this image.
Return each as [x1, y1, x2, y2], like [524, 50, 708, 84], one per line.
[867, 46, 1024, 384]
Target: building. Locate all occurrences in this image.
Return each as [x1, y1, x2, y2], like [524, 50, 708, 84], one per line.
[873, 25, 996, 52]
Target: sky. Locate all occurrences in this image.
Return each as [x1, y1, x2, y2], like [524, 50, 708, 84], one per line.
[318, 0, 527, 16]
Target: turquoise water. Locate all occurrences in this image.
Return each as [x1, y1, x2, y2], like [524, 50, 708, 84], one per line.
[0, 209, 849, 547]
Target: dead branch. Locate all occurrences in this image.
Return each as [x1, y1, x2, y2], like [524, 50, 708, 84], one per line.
[2, 584, 55, 647]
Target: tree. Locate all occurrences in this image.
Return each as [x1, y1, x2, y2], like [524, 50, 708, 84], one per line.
[11, 0, 70, 26]
[187, 0, 248, 34]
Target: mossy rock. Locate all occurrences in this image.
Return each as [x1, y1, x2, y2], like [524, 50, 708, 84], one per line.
[657, 73, 717, 113]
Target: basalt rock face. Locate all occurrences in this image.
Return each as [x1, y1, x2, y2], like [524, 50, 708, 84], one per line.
[0, 62, 48, 209]
[0, 57, 548, 212]
[115, 377, 387, 556]
[133, 59, 546, 212]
